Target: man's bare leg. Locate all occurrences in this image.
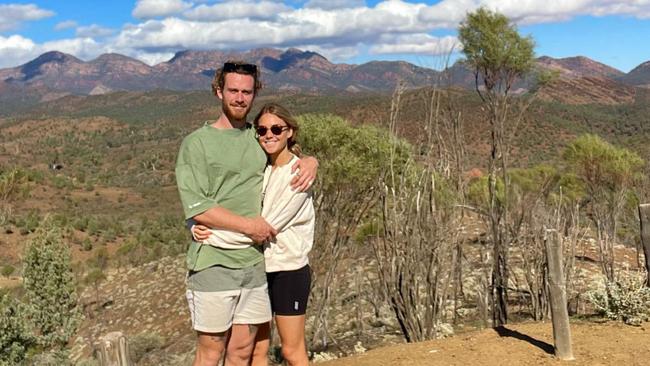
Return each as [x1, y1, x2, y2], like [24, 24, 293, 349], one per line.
[225, 323, 260, 366]
[194, 331, 229, 366]
[250, 322, 271, 366]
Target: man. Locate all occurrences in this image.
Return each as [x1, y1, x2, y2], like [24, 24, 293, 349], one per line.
[175, 61, 317, 366]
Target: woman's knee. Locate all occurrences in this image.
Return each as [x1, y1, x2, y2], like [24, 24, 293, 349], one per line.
[281, 344, 308, 365]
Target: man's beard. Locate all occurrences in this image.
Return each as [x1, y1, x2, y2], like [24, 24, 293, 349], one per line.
[222, 101, 251, 122]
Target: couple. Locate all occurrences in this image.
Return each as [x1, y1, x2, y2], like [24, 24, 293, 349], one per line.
[175, 61, 317, 366]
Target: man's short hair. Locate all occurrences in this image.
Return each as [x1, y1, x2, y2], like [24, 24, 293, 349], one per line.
[211, 60, 262, 96]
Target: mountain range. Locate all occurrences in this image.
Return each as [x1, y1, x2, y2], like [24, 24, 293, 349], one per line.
[1, 47, 650, 105]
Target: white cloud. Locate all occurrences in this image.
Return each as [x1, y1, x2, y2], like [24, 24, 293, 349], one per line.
[55, 20, 78, 31]
[184, 0, 292, 21]
[304, 0, 366, 10]
[76, 24, 115, 38]
[370, 34, 460, 56]
[418, 0, 650, 26]
[0, 34, 111, 68]
[0, 3, 55, 32]
[0, 34, 37, 68]
[291, 44, 361, 62]
[6, 0, 650, 69]
[132, 0, 192, 19]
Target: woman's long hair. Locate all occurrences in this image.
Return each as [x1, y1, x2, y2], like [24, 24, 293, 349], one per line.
[253, 103, 302, 157]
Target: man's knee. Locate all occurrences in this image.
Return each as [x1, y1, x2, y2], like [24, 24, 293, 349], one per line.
[227, 339, 255, 356]
[195, 332, 227, 366]
[195, 344, 225, 365]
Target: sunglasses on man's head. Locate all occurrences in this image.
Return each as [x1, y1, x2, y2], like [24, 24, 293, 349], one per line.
[256, 125, 289, 136]
[222, 62, 257, 75]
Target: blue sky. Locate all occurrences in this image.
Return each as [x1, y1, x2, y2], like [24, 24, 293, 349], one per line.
[1, 0, 650, 72]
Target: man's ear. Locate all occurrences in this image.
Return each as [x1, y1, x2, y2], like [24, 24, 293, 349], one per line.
[216, 87, 223, 100]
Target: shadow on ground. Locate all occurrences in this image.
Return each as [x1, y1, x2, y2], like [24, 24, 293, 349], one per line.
[494, 326, 554, 355]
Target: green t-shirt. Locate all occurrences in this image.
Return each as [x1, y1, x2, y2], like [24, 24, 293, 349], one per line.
[175, 123, 267, 271]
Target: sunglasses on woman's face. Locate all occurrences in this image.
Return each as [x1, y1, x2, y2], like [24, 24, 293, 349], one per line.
[256, 125, 289, 136]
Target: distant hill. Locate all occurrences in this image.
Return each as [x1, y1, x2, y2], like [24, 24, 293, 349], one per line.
[0, 48, 436, 96]
[537, 76, 636, 105]
[536, 56, 625, 79]
[1, 48, 650, 107]
[620, 61, 650, 87]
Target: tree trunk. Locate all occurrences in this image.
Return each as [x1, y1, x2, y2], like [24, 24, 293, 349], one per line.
[95, 332, 132, 366]
[638, 204, 650, 287]
[545, 230, 574, 361]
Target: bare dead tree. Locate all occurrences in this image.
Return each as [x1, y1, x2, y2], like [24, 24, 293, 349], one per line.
[371, 83, 463, 343]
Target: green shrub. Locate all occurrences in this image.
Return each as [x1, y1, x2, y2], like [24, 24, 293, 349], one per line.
[0, 167, 30, 202]
[73, 217, 89, 232]
[129, 332, 165, 363]
[17, 211, 40, 235]
[82, 238, 93, 251]
[23, 219, 81, 348]
[588, 273, 650, 326]
[1, 265, 14, 277]
[83, 268, 105, 289]
[0, 294, 35, 365]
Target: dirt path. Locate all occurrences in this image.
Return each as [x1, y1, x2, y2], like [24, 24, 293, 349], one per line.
[321, 321, 649, 366]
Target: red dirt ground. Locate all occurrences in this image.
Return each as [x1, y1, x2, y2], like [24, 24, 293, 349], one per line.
[322, 321, 650, 366]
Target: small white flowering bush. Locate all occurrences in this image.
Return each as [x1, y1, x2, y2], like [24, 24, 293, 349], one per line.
[588, 272, 650, 326]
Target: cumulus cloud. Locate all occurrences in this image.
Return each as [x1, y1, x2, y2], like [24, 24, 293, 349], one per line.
[304, 0, 366, 10]
[7, 0, 650, 69]
[76, 24, 115, 38]
[0, 34, 38, 68]
[291, 44, 361, 62]
[184, 0, 292, 21]
[55, 20, 78, 31]
[370, 34, 460, 56]
[418, 0, 650, 26]
[0, 34, 108, 68]
[0, 3, 55, 32]
[132, 0, 192, 19]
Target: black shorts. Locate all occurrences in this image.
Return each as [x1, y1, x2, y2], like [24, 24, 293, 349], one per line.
[266, 264, 311, 316]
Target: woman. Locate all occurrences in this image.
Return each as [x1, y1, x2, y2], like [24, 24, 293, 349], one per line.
[192, 103, 314, 366]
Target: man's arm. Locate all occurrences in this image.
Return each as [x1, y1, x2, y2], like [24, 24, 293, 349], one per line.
[290, 155, 318, 191]
[193, 206, 276, 244]
[176, 136, 276, 243]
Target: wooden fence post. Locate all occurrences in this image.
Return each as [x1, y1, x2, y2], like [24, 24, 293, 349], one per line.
[638, 204, 650, 287]
[545, 229, 574, 361]
[95, 331, 132, 366]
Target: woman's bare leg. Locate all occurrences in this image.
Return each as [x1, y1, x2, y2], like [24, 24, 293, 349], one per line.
[275, 315, 308, 366]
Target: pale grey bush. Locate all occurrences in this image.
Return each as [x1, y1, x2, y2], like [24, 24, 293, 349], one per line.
[589, 272, 650, 326]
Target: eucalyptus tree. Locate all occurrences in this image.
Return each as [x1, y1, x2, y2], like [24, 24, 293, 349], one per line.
[458, 7, 536, 326]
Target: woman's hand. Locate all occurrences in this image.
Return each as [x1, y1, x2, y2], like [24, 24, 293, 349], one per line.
[192, 224, 212, 241]
[291, 156, 318, 192]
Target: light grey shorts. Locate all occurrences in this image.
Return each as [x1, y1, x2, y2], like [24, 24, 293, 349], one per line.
[186, 260, 272, 333]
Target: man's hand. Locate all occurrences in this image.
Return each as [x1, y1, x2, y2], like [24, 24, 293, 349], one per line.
[291, 156, 318, 192]
[244, 216, 278, 244]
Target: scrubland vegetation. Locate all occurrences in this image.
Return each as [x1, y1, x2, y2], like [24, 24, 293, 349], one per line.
[1, 8, 649, 365]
